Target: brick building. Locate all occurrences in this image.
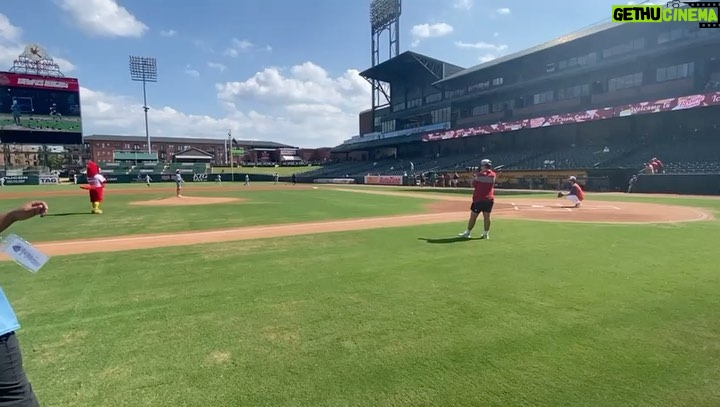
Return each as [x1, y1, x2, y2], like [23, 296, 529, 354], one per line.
[84, 134, 295, 165]
[0, 145, 40, 168]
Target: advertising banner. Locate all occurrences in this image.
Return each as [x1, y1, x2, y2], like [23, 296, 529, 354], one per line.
[422, 91, 720, 142]
[614, 92, 720, 116]
[192, 173, 208, 182]
[3, 175, 38, 185]
[76, 174, 129, 183]
[39, 175, 60, 185]
[313, 178, 356, 184]
[526, 108, 614, 128]
[364, 175, 404, 185]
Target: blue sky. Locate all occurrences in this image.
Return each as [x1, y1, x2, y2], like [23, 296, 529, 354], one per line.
[0, 0, 653, 147]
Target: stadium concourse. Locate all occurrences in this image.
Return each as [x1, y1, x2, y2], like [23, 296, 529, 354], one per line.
[318, 18, 720, 195]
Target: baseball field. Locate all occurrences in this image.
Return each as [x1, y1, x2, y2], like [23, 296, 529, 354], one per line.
[1, 183, 719, 406]
[0, 114, 82, 132]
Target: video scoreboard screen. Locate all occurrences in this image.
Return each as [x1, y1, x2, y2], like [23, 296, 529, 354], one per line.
[0, 71, 82, 144]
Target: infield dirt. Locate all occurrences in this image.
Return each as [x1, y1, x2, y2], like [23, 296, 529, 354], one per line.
[0, 185, 713, 259]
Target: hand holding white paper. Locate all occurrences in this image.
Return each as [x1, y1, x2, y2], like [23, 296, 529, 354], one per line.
[2, 234, 48, 273]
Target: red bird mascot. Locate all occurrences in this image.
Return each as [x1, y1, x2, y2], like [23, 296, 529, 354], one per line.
[82, 161, 107, 214]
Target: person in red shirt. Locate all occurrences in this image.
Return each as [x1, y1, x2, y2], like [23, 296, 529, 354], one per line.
[559, 176, 584, 207]
[459, 159, 496, 239]
[651, 157, 663, 174]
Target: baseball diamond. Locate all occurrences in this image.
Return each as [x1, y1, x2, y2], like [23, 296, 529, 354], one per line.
[1, 180, 720, 407]
[3, 1, 720, 406]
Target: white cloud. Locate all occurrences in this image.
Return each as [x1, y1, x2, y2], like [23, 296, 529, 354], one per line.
[265, 45, 273, 52]
[410, 23, 454, 47]
[54, 0, 148, 37]
[79, 62, 370, 147]
[0, 14, 22, 43]
[455, 41, 508, 51]
[493, 32, 500, 37]
[160, 29, 177, 38]
[0, 13, 75, 72]
[184, 66, 200, 77]
[495, 8, 511, 15]
[1, 13, 364, 148]
[207, 62, 227, 72]
[453, 0, 473, 10]
[224, 38, 254, 57]
[216, 62, 368, 107]
[479, 54, 497, 63]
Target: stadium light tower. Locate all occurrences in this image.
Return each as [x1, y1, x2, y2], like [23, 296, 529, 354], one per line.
[369, 0, 401, 113]
[129, 56, 157, 154]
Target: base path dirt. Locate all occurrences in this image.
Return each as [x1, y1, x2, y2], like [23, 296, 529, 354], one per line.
[0, 212, 469, 259]
[130, 196, 243, 206]
[427, 199, 712, 224]
[334, 188, 714, 224]
[0, 185, 712, 260]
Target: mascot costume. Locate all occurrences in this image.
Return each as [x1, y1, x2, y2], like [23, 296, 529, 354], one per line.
[82, 161, 107, 214]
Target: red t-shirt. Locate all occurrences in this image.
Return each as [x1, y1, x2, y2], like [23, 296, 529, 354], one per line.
[472, 170, 496, 201]
[569, 183, 584, 200]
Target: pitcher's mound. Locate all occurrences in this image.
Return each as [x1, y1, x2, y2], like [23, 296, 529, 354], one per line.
[130, 196, 243, 206]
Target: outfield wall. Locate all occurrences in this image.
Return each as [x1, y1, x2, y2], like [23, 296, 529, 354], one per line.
[64, 171, 617, 191]
[451, 169, 616, 192]
[2, 175, 58, 185]
[71, 173, 329, 185]
[73, 173, 273, 183]
[633, 174, 720, 195]
[22, 170, 710, 196]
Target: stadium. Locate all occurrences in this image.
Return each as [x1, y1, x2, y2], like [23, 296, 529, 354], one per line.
[1, 2, 720, 406]
[312, 15, 720, 194]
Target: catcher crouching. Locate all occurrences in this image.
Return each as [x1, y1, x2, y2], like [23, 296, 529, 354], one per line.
[557, 176, 584, 208]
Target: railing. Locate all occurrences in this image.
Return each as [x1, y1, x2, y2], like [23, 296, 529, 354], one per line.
[341, 122, 451, 145]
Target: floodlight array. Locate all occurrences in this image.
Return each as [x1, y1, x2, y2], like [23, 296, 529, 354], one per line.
[370, 0, 401, 30]
[129, 56, 158, 82]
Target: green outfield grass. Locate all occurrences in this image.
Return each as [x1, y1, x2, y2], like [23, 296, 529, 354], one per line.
[2, 186, 720, 406]
[4, 207, 719, 406]
[0, 114, 82, 132]
[0, 186, 433, 242]
[211, 165, 320, 175]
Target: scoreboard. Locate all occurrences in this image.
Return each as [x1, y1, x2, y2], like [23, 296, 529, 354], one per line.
[0, 71, 82, 144]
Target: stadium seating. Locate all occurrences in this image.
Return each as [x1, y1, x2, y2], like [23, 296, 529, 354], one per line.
[312, 136, 680, 178]
[98, 161, 133, 174]
[510, 144, 639, 170]
[89, 161, 209, 175]
[165, 162, 206, 174]
[608, 140, 720, 174]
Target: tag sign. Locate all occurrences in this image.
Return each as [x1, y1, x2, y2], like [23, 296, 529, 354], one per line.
[2, 234, 49, 273]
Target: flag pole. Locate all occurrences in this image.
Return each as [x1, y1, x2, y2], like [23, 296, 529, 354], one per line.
[228, 130, 234, 182]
